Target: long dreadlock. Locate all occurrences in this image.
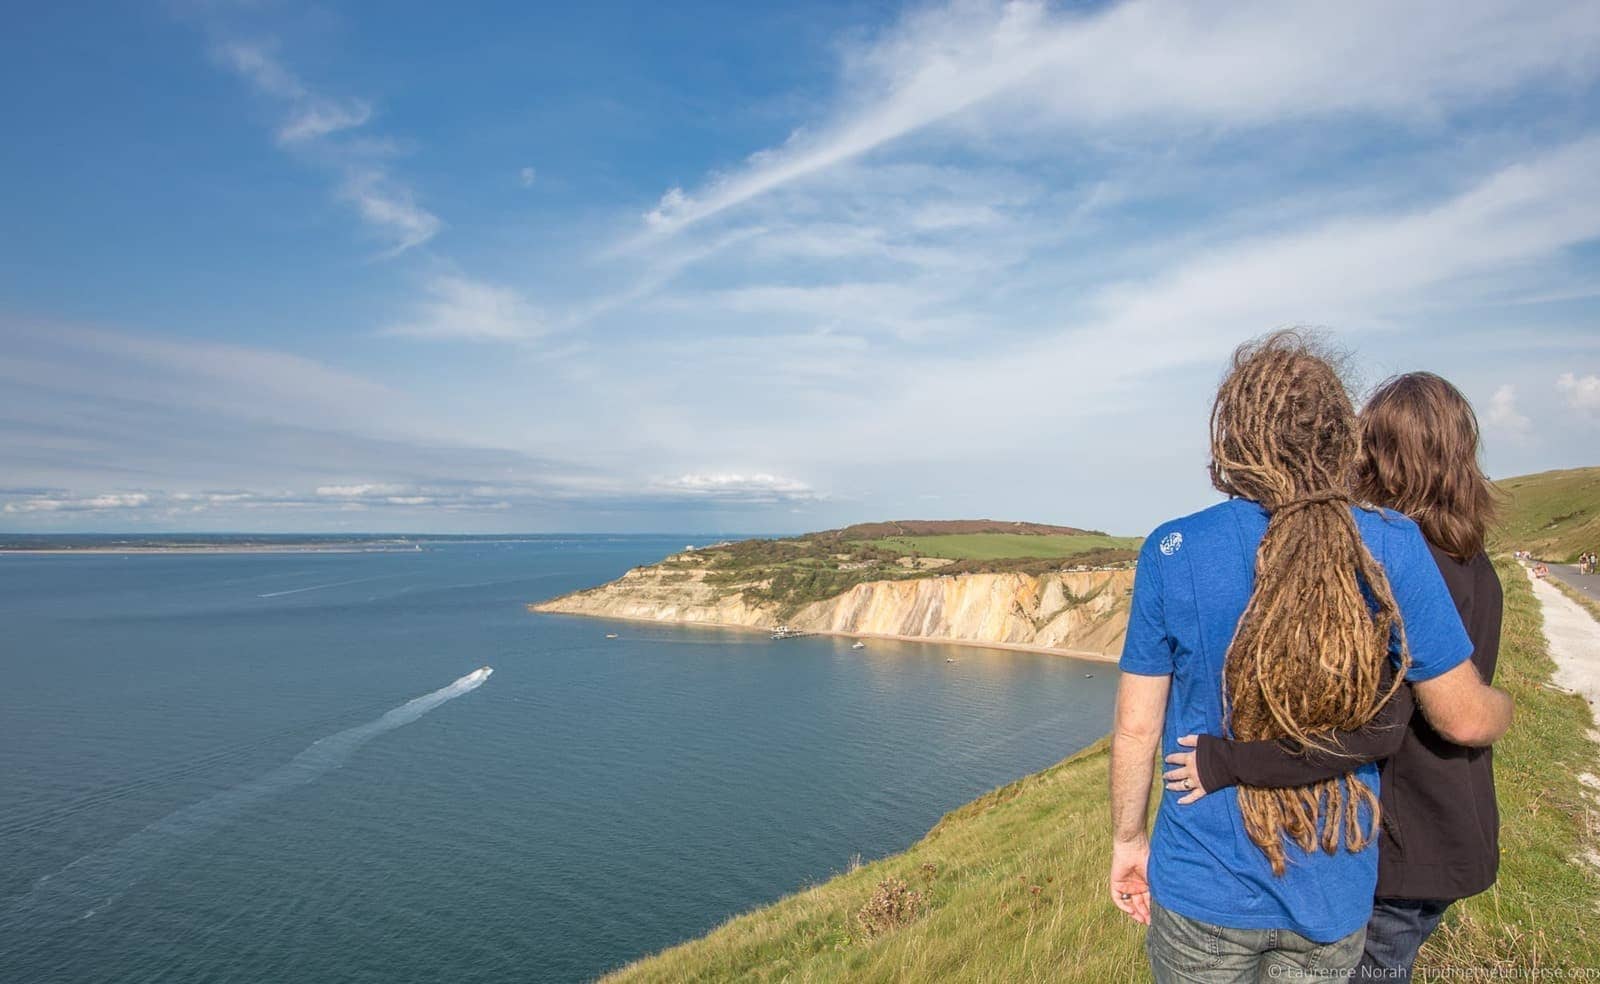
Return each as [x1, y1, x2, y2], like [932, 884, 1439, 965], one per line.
[1209, 331, 1408, 876]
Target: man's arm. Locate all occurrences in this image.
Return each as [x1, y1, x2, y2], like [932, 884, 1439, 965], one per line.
[1109, 671, 1169, 925]
[1412, 659, 1512, 747]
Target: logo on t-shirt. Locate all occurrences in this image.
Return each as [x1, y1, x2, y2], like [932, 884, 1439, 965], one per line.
[1159, 531, 1183, 556]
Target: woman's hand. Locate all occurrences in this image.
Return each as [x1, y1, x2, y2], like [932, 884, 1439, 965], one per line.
[1162, 734, 1208, 805]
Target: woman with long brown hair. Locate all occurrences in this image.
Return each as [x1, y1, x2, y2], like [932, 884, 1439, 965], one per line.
[1109, 335, 1510, 982]
[1161, 371, 1513, 978]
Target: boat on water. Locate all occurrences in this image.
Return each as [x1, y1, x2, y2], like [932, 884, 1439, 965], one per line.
[945, 657, 957, 663]
[605, 633, 619, 639]
[851, 641, 866, 650]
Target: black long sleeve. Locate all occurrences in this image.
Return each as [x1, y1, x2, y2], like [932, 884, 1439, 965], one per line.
[1194, 664, 1414, 793]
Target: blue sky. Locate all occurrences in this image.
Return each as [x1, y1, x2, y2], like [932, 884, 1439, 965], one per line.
[3, 0, 1599, 535]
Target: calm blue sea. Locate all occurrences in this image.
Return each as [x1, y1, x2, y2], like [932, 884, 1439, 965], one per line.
[0, 537, 1115, 982]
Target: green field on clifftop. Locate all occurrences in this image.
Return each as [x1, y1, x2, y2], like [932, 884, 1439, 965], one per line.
[866, 531, 1142, 561]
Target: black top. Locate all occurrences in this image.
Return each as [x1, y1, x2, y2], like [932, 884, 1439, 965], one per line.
[1195, 544, 1502, 901]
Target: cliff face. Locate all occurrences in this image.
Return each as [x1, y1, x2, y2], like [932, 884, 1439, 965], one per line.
[532, 559, 1134, 657]
[787, 569, 1132, 655]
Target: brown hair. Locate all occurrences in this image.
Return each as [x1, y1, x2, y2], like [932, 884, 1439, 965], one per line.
[1353, 373, 1497, 562]
[1209, 330, 1406, 875]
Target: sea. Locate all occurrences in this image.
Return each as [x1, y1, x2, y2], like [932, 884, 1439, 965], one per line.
[0, 535, 1116, 983]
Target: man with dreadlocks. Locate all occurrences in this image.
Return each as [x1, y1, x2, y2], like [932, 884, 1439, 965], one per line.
[1108, 333, 1509, 982]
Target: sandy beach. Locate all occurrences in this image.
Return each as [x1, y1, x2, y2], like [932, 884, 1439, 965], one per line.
[530, 606, 1122, 664]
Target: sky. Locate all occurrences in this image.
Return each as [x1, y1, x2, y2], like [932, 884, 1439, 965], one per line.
[2, 0, 1598, 536]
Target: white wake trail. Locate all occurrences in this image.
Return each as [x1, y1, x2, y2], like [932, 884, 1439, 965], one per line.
[256, 573, 410, 598]
[1, 667, 493, 926]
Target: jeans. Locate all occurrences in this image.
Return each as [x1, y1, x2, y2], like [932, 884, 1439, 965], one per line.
[1147, 901, 1367, 983]
[1356, 898, 1451, 981]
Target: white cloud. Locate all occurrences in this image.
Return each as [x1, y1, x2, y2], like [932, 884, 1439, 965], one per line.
[655, 138, 1600, 464]
[1487, 384, 1531, 435]
[385, 275, 545, 342]
[315, 483, 408, 498]
[215, 41, 438, 255]
[633, 0, 1600, 240]
[342, 169, 443, 256]
[3, 492, 150, 514]
[655, 473, 821, 503]
[280, 99, 373, 144]
[519, 166, 536, 188]
[1557, 372, 1600, 413]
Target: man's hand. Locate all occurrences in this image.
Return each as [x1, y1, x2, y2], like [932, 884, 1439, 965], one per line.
[1110, 836, 1152, 925]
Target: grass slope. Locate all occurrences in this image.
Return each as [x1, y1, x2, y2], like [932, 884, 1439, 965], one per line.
[1494, 466, 1600, 563]
[604, 558, 1599, 981]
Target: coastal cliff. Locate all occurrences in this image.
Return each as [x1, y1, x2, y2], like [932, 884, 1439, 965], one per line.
[531, 554, 1134, 657]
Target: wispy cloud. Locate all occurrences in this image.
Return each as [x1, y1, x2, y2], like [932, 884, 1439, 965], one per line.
[214, 41, 438, 255]
[0, 318, 823, 529]
[654, 473, 822, 503]
[384, 275, 545, 342]
[342, 169, 442, 257]
[218, 42, 372, 144]
[633, 0, 1600, 241]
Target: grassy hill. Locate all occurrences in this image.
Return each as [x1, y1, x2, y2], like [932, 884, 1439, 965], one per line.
[682, 519, 1139, 620]
[604, 558, 1600, 981]
[1494, 466, 1600, 562]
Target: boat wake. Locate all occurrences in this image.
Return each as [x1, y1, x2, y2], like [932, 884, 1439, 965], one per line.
[0, 667, 493, 927]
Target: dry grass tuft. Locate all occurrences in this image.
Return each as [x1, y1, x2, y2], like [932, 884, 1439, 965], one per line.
[856, 877, 929, 938]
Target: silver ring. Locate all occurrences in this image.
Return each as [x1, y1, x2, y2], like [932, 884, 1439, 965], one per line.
[1184, 778, 1194, 790]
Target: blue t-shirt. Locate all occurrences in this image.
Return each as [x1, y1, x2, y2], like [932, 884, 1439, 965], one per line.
[1119, 498, 1473, 943]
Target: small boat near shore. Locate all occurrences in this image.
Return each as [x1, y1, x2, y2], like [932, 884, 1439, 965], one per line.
[851, 641, 866, 650]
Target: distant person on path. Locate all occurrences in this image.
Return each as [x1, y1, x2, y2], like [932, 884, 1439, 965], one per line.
[1108, 334, 1511, 983]
[1162, 372, 1513, 980]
